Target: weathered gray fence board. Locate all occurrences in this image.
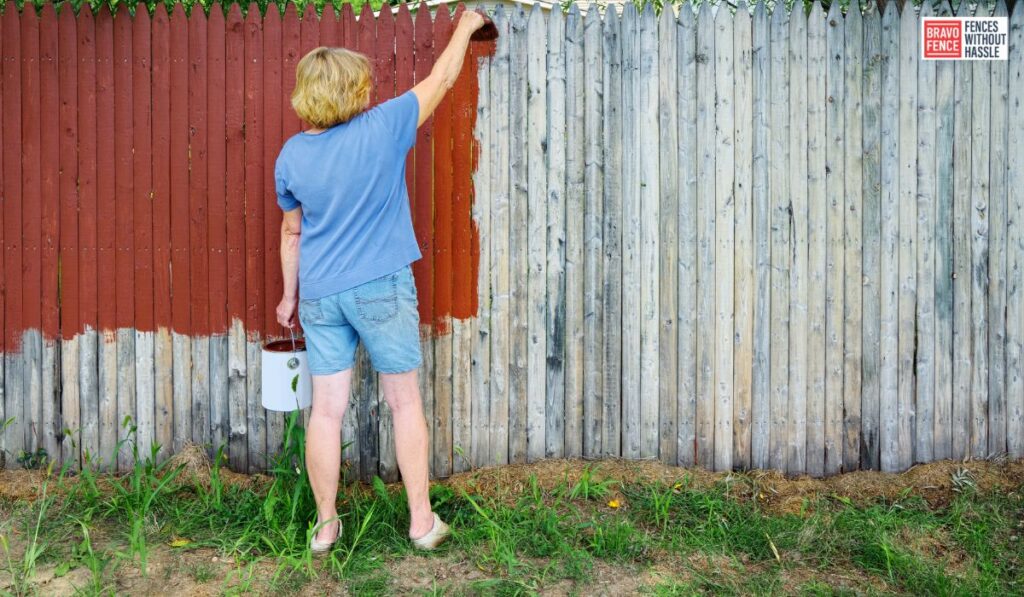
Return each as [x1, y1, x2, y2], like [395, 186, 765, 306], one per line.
[639, 5, 660, 460]
[806, 2, 827, 479]
[695, 3, 716, 468]
[952, 0, 973, 460]
[526, 4, 547, 463]
[970, 28, 990, 460]
[545, 6, 566, 459]
[750, 1, 769, 471]
[563, 4, 584, 459]
[897, 2, 917, 471]
[676, 4, 698, 467]
[600, 6, 621, 459]
[916, 1, 937, 464]
[508, 5, 529, 464]
[471, 19, 492, 471]
[824, 1, 844, 477]
[582, 7, 604, 460]
[1007, 3, 1023, 459]
[767, 4, 789, 473]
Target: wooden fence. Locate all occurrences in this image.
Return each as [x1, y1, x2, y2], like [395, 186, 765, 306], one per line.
[1, 0, 1022, 480]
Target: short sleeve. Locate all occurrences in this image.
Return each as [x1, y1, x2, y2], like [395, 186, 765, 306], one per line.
[374, 90, 419, 152]
[275, 158, 300, 212]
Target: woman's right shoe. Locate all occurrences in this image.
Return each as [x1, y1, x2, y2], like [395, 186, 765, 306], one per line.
[310, 517, 341, 554]
[411, 513, 450, 551]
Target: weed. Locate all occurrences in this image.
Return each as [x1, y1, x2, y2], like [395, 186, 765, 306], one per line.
[566, 464, 616, 501]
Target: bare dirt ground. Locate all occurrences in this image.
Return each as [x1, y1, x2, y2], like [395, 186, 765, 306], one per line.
[2, 456, 1022, 595]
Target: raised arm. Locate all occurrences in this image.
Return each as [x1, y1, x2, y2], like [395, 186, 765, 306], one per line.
[411, 11, 486, 126]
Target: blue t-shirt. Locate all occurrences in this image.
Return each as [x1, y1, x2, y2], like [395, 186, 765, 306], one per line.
[275, 91, 422, 300]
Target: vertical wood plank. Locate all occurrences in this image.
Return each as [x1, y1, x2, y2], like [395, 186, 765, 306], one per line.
[0, 2, 8, 469]
[969, 2, 990, 459]
[750, 1, 770, 470]
[225, 4, 248, 472]
[695, 2, 715, 468]
[933, 0, 955, 462]
[676, 5, 697, 466]
[713, 3, 734, 472]
[879, 1, 900, 472]
[21, 4, 42, 465]
[897, 1, 918, 470]
[638, 4, 660, 460]
[787, 3, 808, 475]
[60, 4, 82, 469]
[469, 5, 492, 470]
[432, 4, 453, 476]
[244, 3, 265, 471]
[489, 6, 512, 467]
[600, 5, 622, 459]
[951, 0, 973, 461]
[132, 6, 154, 461]
[732, 1, 753, 471]
[658, 5, 678, 465]
[843, 2, 864, 471]
[451, 3, 473, 473]
[150, 5, 173, 464]
[545, 5, 566, 460]
[188, 6, 210, 459]
[986, 0, 1009, 458]
[39, 4, 60, 465]
[767, 4, 789, 473]
[207, 5, 229, 459]
[582, 7, 604, 460]
[526, 4, 548, 462]
[860, 2, 882, 470]
[915, 1, 937, 464]
[1006, 1, 1023, 459]
[805, 0, 825, 477]
[619, 3, 641, 460]
[823, 2, 844, 476]
[564, 4, 584, 459]
[412, 1, 436, 474]
[96, 6, 117, 470]
[508, 5, 530, 464]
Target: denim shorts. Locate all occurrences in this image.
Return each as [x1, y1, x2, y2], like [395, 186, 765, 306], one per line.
[298, 265, 422, 376]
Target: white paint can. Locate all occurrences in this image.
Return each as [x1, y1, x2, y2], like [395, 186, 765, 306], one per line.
[261, 337, 313, 412]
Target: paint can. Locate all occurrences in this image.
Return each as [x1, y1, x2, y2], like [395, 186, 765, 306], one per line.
[261, 330, 313, 412]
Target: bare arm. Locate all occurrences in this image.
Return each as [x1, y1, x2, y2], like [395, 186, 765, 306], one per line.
[411, 11, 486, 126]
[276, 207, 302, 329]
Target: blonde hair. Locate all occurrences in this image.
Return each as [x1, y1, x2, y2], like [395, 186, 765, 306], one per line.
[291, 47, 372, 128]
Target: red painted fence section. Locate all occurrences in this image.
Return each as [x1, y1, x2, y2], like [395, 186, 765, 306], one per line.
[0, 3, 484, 349]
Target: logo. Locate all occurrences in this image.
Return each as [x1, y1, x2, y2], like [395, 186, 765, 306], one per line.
[922, 17, 1008, 60]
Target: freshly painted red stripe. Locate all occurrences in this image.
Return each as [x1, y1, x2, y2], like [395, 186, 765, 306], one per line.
[133, 7, 153, 334]
[413, 3, 434, 328]
[396, 4, 415, 251]
[432, 5, 454, 335]
[376, 4, 395, 104]
[319, 4, 339, 45]
[22, 8, 42, 338]
[95, 7, 116, 336]
[169, 4, 190, 335]
[57, 5, 78, 335]
[150, 6, 171, 332]
[77, 9, 97, 336]
[207, 6, 227, 335]
[340, 3, 355, 48]
[113, 5, 134, 332]
[301, 2, 318, 52]
[0, 10, 6, 354]
[243, 4, 264, 340]
[451, 4, 476, 321]
[263, 6, 283, 339]
[225, 5, 246, 327]
[189, 8, 209, 336]
[40, 4, 60, 341]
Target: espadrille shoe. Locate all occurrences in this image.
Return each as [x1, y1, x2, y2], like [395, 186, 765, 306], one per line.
[310, 517, 341, 554]
[411, 513, 450, 551]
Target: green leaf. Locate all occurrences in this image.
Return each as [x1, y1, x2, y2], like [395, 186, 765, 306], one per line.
[291, 374, 299, 393]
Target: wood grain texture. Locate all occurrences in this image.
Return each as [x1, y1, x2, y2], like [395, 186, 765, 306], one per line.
[545, 6, 566, 459]
[601, 5, 622, 459]
[620, 3, 640, 460]
[639, 4, 660, 460]
[970, 10, 990, 460]
[750, 1, 770, 470]
[1006, 2, 1023, 459]
[508, 5, 529, 464]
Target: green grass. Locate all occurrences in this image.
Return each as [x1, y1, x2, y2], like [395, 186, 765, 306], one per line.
[0, 417, 1021, 596]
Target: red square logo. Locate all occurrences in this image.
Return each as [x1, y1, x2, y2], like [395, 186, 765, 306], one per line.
[923, 19, 962, 59]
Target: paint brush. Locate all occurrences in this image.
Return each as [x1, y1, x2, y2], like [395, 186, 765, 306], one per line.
[471, 12, 498, 42]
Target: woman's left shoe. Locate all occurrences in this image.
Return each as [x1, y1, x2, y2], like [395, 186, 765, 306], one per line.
[310, 516, 341, 554]
[411, 513, 450, 551]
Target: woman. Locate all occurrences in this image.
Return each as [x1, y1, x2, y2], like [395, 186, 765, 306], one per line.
[274, 10, 487, 554]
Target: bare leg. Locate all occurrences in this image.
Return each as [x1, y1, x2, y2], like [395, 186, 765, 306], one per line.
[380, 369, 434, 538]
[305, 369, 352, 543]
